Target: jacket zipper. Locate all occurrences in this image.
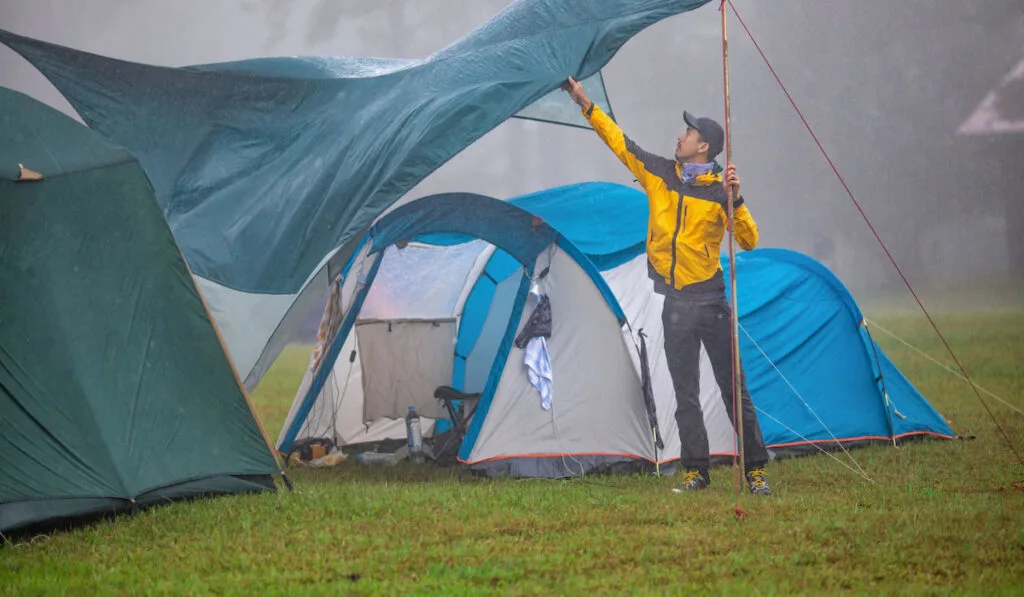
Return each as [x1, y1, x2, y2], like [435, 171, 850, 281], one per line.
[669, 199, 686, 288]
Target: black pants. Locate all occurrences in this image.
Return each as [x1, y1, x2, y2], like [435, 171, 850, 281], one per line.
[661, 294, 769, 471]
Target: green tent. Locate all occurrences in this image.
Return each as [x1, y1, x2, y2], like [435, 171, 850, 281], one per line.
[0, 86, 282, 534]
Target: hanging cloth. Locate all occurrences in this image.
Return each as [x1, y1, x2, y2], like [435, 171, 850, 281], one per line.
[515, 285, 553, 410]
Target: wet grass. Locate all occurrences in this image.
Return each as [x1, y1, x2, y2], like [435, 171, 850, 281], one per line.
[2, 311, 1022, 595]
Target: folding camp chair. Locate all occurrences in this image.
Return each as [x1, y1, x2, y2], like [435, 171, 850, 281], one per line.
[432, 386, 482, 461]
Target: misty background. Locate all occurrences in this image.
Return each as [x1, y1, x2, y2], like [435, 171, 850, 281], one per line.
[2, 0, 1022, 313]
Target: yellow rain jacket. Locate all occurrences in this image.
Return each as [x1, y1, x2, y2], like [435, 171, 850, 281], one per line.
[584, 104, 759, 296]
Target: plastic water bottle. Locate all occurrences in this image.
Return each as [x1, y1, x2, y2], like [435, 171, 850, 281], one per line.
[406, 406, 424, 464]
[355, 452, 397, 466]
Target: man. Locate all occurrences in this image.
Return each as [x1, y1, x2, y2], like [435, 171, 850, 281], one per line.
[561, 76, 771, 495]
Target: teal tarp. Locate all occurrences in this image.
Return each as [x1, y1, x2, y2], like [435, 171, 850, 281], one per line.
[0, 0, 711, 294]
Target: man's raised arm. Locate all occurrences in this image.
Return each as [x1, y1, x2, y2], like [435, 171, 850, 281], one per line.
[562, 76, 662, 191]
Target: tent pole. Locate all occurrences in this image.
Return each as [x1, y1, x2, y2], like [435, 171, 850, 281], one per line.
[862, 320, 899, 448]
[720, 0, 745, 482]
[654, 428, 661, 477]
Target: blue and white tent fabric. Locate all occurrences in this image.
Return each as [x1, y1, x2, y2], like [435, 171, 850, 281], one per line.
[278, 182, 955, 478]
[0, 0, 712, 391]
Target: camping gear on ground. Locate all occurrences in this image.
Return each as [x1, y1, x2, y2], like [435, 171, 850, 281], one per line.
[432, 387, 483, 467]
[288, 437, 336, 462]
[355, 452, 399, 467]
[286, 437, 346, 468]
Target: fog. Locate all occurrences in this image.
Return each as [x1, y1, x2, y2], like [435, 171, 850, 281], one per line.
[2, 0, 1022, 308]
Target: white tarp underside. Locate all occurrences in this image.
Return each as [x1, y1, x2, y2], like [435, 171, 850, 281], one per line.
[194, 276, 300, 389]
[197, 240, 356, 392]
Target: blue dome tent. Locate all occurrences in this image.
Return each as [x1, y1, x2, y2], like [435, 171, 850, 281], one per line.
[278, 182, 955, 477]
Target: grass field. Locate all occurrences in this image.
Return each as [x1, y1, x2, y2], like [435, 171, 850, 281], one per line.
[2, 311, 1022, 595]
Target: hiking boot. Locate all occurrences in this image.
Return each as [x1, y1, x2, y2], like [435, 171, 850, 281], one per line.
[671, 468, 710, 493]
[745, 468, 772, 496]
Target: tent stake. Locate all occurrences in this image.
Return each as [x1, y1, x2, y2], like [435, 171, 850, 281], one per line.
[654, 428, 661, 477]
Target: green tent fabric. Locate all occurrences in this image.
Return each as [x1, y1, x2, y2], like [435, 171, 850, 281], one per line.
[0, 86, 280, 534]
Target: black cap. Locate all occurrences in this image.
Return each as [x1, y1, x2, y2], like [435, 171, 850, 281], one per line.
[683, 111, 724, 160]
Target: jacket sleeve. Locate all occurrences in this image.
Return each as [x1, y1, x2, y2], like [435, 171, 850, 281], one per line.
[583, 103, 662, 191]
[732, 199, 759, 251]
